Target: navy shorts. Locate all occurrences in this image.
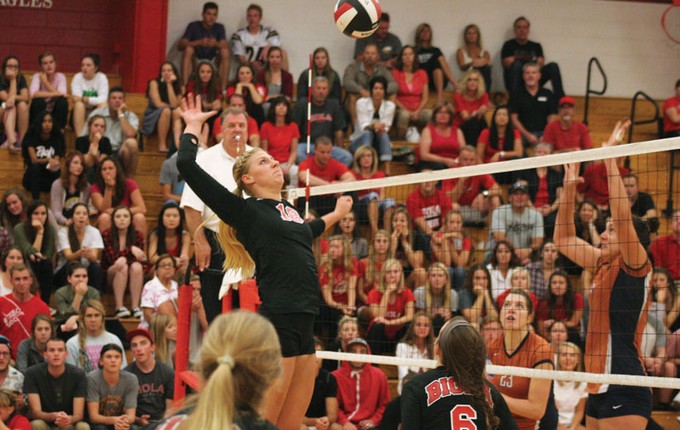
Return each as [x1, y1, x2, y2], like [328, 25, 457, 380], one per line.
[586, 386, 652, 420]
[265, 313, 316, 358]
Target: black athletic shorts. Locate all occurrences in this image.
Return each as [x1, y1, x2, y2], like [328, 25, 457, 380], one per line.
[265, 313, 316, 358]
[586, 386, 652, 420]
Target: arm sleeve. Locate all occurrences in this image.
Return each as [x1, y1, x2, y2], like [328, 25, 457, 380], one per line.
[383, 70, 398, 96]
[89, 74, 109, 106]
[56, 73, 67, 95]
[282, 71, 294, 98]
[29, 74, 40, 97]
[71, 74, 83, 97]
[231, 32, 246, 57]
[50, 180, 67, 225]
[176, 134, 248, 227]
[15, 342, 29, 375]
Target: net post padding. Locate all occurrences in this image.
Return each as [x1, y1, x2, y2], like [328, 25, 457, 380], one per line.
[290, 136, 680, 198]
[316, 351, 680, 390]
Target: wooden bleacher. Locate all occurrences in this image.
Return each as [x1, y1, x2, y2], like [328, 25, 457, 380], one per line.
[5, 77, 679, 425]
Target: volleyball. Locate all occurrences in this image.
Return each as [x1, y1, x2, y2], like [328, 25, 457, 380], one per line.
[334, 0, 382, 39]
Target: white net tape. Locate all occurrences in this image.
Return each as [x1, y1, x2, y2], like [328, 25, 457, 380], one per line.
[289, 136, 680, 198]
[316, 351, 680, 390]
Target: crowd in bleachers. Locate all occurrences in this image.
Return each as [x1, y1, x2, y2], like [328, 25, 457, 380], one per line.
[0, 1, 679, 429]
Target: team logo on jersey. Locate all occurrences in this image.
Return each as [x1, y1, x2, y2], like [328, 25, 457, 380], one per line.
[425, 377, 467, 406]
[275, 203, 304, 224]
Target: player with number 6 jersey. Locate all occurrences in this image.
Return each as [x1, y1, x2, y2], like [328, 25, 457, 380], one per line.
[402, 317, 518, 430]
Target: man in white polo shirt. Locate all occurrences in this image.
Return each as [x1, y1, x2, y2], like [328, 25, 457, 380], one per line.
[180, 107, 252, 322]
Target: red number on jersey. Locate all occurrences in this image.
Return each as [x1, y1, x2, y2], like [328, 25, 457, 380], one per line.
[275, 203, 304, 224]
[450, 404, 477, 430]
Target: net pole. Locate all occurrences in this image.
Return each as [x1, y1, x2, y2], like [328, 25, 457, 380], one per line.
[304, 53, 312, 218]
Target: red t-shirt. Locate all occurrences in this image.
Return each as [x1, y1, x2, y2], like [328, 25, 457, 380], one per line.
[260, 121, 300, 163]
[663, 96, 680, 133]
[298, 158, 350, 187]
[90, 178, 139, 209]
[418, 124, 461, 163]
[406, 188, 452, 231]
[441, 173, 497, 206]
[4, 414, 30, 430]
[534, 175, 550, 208]
[351, 170, 386, 200]
[391, 69, 428, 111]
[212, 115, 260, 138]
[319, 257, 359, 305]
[650, 234, 680, 280]
[577, 163, 629, 206]
[542, 120, 593, 152]
[477, 128, 521, 163]
[535, 293, 584, 323]
[453, 92, 489, 127]
[0, 295, 51, 357]
[367, 288, 415, 339]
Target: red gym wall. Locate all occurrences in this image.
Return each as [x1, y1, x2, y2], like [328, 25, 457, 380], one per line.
[0, 0, 168, 93]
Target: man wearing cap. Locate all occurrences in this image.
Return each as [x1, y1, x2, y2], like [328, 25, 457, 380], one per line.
[0, 264, 51, 358]
[487, 181, 544, 265]
[509, 62, 557, 149]
[0, 337, 23, 397]
[124, 329, 174, 427]
[24, 337, 89, 430]
[332, 338, 390, 430]
[542, 96, 593, 153]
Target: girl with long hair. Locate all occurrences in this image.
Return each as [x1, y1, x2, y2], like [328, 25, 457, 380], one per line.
[0, 247, 24, 296]
[554, 121, 653, 428]
[296, 47, 342, 102]
[71, 53, 109, 135]
[175, 61, 223, 146]
[50, 152, 89, 226]
[334, 211, 368, 259]
[75, 114, 112, 182]
[454, 69, 489, 146]
[152, 311, 281, 430]
[102, 206, 145, 319]
[0, 189, 27, 234]
[392, 45, 431, 138]
[401, 317, 516, 429]
[395, 311, 435, 393]
[350, 147, 395, 236]
[364, 258, 415, 355]
[65, 299, 126, 372]
[459, 264, 498, 326]
[90, 156, 147, 237]
[147, 202, 190, 274]
[176, 95, 351, 430]
[321, 316, 358, 372]
[388, 206, 426, 288]
[358, 229, 390, 304]
[455, 24, 492, 91]
[141, 61, 183, 152]
[487, 240, 519, 300]
[54, 202, 104, 291]
[21, 111, 65, 199]
[14, 200, 55, 304]
[0, 55, 30, 151]
[150, 313, 177, 369]
[650, 268, 680, 332]
[554, 342, 587, 430]
[227, 63, 266, 126]
[488, 290, 555, 430]
[476, 105, 522, 165]
[430, 209, 471, 289]
[16, 313, 52, 373]
[318, 236, 357, 339]
[256, 47, 293, 108]
[536, 270, 584, 344]
[260, 96, 299, 184]
[413, 23, 458, 103]
[414, 263, 458, 335]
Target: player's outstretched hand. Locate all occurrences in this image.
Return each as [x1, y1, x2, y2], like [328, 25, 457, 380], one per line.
[181, 93, 218, 138]
[334, 195, 353, 217]
[603, 119, 631, 148]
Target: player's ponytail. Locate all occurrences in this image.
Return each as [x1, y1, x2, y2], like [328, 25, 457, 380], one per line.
[438, 318, 499, 430]
[179, 311, 281, 430]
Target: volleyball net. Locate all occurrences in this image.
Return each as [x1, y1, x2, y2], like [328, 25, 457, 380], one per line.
[291, 134, 680, 391]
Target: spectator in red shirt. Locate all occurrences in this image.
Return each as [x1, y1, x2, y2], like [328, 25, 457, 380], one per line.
[442, 146, 501, 226]
[542, 96, 593, 154]
[298, 137, 354, 216]
[406, 174, 453, 259]
[454, 69, 489, 147]
[577, 160, 629, 212]
[663, 79, 680, 138]
[260, 96, 299, 185]
[650, 210, 680, 282]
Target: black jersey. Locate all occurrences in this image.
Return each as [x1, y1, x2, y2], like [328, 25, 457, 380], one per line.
[177, 135, 325, 315]
[401, 367, 517, 430]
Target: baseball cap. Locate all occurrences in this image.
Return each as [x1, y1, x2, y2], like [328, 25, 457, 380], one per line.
[346, 338, 369, 350]
[0, 336, 11, 357]
[126, 328, 154, 344]
[508, 181, 529, 195]
[558, 96, 575, 107]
